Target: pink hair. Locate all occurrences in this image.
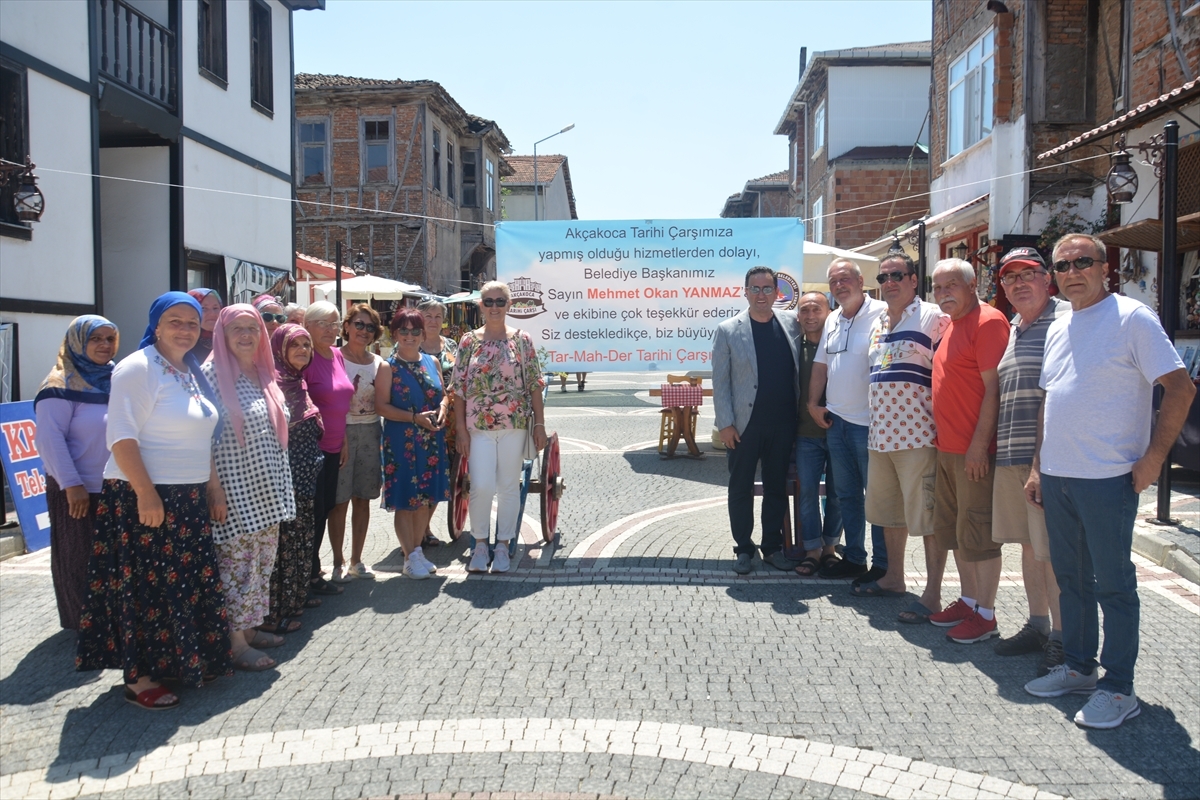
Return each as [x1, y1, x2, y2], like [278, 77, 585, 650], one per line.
[210, 304, 289, 449]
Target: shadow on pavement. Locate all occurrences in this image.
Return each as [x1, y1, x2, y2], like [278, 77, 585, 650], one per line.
[623, 447, 729, 488]
[724, 583, 810, 616]
[0, 628, 101, 707]
[1085, 704, 1197, 798]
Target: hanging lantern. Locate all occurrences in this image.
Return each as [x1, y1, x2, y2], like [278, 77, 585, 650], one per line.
[13, 168, 45, 222]
[1106, 148, 1138, 205]
[950, 241, 970, 262]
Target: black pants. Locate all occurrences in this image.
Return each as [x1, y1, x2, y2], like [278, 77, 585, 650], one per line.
[310, 452, 340, 581]
[727, 414, 795, 556]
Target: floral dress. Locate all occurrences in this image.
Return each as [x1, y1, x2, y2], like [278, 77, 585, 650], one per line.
[451, 329, 545, 431]
[270, 415, 323, 622]
[421, 335, 459, 452]
[381, 353, 450, 510]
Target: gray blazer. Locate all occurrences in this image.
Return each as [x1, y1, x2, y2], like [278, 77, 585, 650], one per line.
[711, 309, 801, 435]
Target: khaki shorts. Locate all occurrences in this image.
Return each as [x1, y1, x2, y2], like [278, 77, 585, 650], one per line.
[991, 464, 1051, 562]
[335, 420, 383, 504]
[933, 451, 1002, 562]
[865, 447, 937, 536]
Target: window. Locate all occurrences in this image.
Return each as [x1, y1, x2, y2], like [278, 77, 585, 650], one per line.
[810, 196, 824, 244]
[249, 0, 272, 115]
[363, 120, 391, 183]
[462, 150, 478, 207]
[447, 143, 455, 201]
[198, 0, 227, 86]
[0, 60, 30, 235]
[948, 29, 994, 157]
[298, 120, 327, 184]
[813, 100, 825, 154]
[1116, 0, 1132, 111]
[485, 157, 495, 211]
[432, 129, 441, 191]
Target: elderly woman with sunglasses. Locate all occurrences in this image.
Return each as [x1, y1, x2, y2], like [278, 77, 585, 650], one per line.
[325, 303, 385, 581]
[451, 281, 546, 574]
[252, 294, 287, 337]
[377, 308, 450, 578]
[302, 301, 353, 598]
[34, 315, 119, 630]
[201, 306, 295, 671]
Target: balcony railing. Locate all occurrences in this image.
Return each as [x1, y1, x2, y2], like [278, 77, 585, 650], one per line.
[98, 0, 176, 111]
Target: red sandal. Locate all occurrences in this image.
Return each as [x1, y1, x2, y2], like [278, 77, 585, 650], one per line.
[124, 684, 180, 711]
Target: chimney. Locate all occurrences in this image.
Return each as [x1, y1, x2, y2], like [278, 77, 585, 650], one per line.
[799, 47, 807, 80]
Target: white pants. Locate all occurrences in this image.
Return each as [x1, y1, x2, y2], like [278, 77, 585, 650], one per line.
[467, 428, 527, 543]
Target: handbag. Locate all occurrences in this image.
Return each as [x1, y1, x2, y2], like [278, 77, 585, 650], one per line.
[511, 332, 541, 462]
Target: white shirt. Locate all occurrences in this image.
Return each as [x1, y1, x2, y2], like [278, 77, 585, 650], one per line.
[813, 295, 886, 427]
[1040, 294, 1185, 479]
[103, 346, 219, 485]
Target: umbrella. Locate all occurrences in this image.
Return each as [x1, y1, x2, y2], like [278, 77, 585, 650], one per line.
[798, 242, 880, 291]
[314, 274, 425, 301]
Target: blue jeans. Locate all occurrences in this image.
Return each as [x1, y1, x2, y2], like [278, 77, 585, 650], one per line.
[1041, 472, 1140, 695]
[825, 415, 886, 568]
[795, 436, 843, 551]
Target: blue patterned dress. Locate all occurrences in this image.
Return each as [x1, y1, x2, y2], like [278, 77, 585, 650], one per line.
[381, 353, 450, 510]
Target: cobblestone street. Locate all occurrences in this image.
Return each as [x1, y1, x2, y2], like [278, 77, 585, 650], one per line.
[1, 374, 1198, 800]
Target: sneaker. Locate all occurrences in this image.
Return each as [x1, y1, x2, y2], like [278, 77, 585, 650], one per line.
[929, 599, 974, 628]
[1024, 663, 1098, 698]
[763, 550, 800, 571]
[1038, 638, 1066, 677]
[819, 558, 868, 580]
[330, 564, 351, 583]
[347, 562, 375, 581]
[467, 542, 490, 574]
[946, 610, 999, 644]
[994, 622, 1048, 656]
[733, 552, 754, 575]
[413, 548, 437, 574]
[402, 557, 430, 580]
[491, 543, 511, 573]
[1074, 689, 1140, 729]
[852, 565, 887, 587]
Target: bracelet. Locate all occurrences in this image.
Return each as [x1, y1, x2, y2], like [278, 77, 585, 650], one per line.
[534, 423, 546, 429]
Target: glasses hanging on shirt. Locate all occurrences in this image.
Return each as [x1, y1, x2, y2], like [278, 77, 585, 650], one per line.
[825, 315, 855, 354]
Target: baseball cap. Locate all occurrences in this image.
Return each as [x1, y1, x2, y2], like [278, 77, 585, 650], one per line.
[998, 247, 1047, 275]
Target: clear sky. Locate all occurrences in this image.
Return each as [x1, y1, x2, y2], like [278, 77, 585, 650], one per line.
[294, 1, 932, 221]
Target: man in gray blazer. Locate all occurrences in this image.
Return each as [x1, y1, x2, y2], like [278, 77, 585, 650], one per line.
[712, 266, 802, 574]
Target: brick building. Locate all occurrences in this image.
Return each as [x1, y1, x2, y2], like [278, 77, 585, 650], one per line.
[719, 170, 792, 218]
[293, 74, 512, 295]
[773, 42, 932, 249]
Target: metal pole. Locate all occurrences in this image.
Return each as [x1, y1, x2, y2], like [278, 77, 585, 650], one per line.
[533, 143, 538, 222]
[335, 240, 343, 317]
[917, 220, 927, 297]
[1156, 120, 1179, 524]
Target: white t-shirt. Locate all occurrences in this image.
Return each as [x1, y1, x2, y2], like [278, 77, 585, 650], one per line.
[1039, 293, 1186, 479]
[344, 352, 384, 425]
[813, 295, 886, 427]
[103, 345, 219, 485]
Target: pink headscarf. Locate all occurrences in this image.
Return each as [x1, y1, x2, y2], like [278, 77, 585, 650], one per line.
[251, 294, 280, 312]
[210, 304, 289, 449]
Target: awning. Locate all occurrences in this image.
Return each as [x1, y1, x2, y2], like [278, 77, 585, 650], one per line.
[1098, 212, 1200, 252]
[1037, 78, 1200, 160]
[852, 194, 988, 258]
[924, 194, 989, 235]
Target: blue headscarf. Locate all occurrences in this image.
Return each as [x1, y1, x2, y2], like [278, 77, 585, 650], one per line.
[140, 291, 224, 439]
[33, 315, 119, 408]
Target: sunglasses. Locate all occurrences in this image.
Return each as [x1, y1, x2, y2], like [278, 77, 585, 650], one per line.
[999, 269, 1047, 286]
[394, 327, 423, 336]
[261, 312, 286, 324]
[745, 285, 777, 295]
[481, 297, 508, 308]
[350, 320, 378, 334]
[875, 270, 912, 284]
[1051, 256, 1099, 273]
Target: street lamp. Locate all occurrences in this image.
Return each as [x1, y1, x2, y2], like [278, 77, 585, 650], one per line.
[533, 124, 575, 221]
[353, 251, 368, 275]
[0, 157, 45, 223]
[950, 241, 970, 262]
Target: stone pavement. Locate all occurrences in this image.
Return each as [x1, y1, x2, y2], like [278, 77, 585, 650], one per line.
[1, 372, 1198, 800]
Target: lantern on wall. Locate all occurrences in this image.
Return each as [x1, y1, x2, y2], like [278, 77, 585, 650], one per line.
[1, 157, 45, 223]
[1106, 145, 1138, 205]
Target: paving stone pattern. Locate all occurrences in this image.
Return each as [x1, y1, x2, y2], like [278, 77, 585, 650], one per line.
[1, 373, 1197, 799]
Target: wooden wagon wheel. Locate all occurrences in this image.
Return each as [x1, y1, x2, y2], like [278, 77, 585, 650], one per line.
[539, 433, 564, 541]
[447, 452, 470, 540]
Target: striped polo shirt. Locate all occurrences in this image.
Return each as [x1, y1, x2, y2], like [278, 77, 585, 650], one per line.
[867, 298, 949, 452]
[996, 297, 1070, 467]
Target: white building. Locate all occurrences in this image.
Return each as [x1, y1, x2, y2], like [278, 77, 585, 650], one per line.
[500, 155, 578, 221]
[0, 0, 322, 400]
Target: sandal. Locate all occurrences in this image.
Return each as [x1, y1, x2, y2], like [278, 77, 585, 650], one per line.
[247, 630, 285, 648]
[794, 557, 821, 577]
[309, 578, 343, 595]
[898, 600, 937, 624]
[257, 618, 301, 634]
[233, 648, 276, 672]
[817, 553, 841, 572]
[422, 533, 442, 548]
[124, 685, 179, 711]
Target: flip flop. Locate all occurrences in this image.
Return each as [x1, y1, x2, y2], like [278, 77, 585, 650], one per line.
[850, 581, 905, 598]
[898, 600, 937, 624]
[124, 685, 179, 711]
[422, 533, 443, 548]
[794, 557, 821, 577]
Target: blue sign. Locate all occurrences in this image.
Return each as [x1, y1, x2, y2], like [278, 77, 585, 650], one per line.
[0, 401, 51, 552]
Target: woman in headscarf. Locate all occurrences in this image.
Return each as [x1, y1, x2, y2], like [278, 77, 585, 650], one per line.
[34, 315, 118, 630]
[201, 305, 295, 671]
[252, 294, 287, 338]
[260, 323, 324, 632]
[187, 288, 222, 363]
[76, 292, 232, 711]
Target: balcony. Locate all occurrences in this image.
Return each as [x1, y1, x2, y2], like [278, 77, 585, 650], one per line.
[98, 0, 176, 112]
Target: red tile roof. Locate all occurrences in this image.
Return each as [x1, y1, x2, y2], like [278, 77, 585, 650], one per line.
[502, 155, 566, 184]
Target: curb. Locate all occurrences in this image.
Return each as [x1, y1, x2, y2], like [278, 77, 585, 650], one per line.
[1132, 522, 1200, 584]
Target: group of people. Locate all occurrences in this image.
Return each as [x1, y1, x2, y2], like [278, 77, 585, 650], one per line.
[35, 282, 545, 711]
[712, 233, 1195, 730]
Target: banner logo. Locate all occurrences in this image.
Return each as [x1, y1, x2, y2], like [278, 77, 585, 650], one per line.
[774, 270, 800, 311]
[507, 276, 547, 319]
